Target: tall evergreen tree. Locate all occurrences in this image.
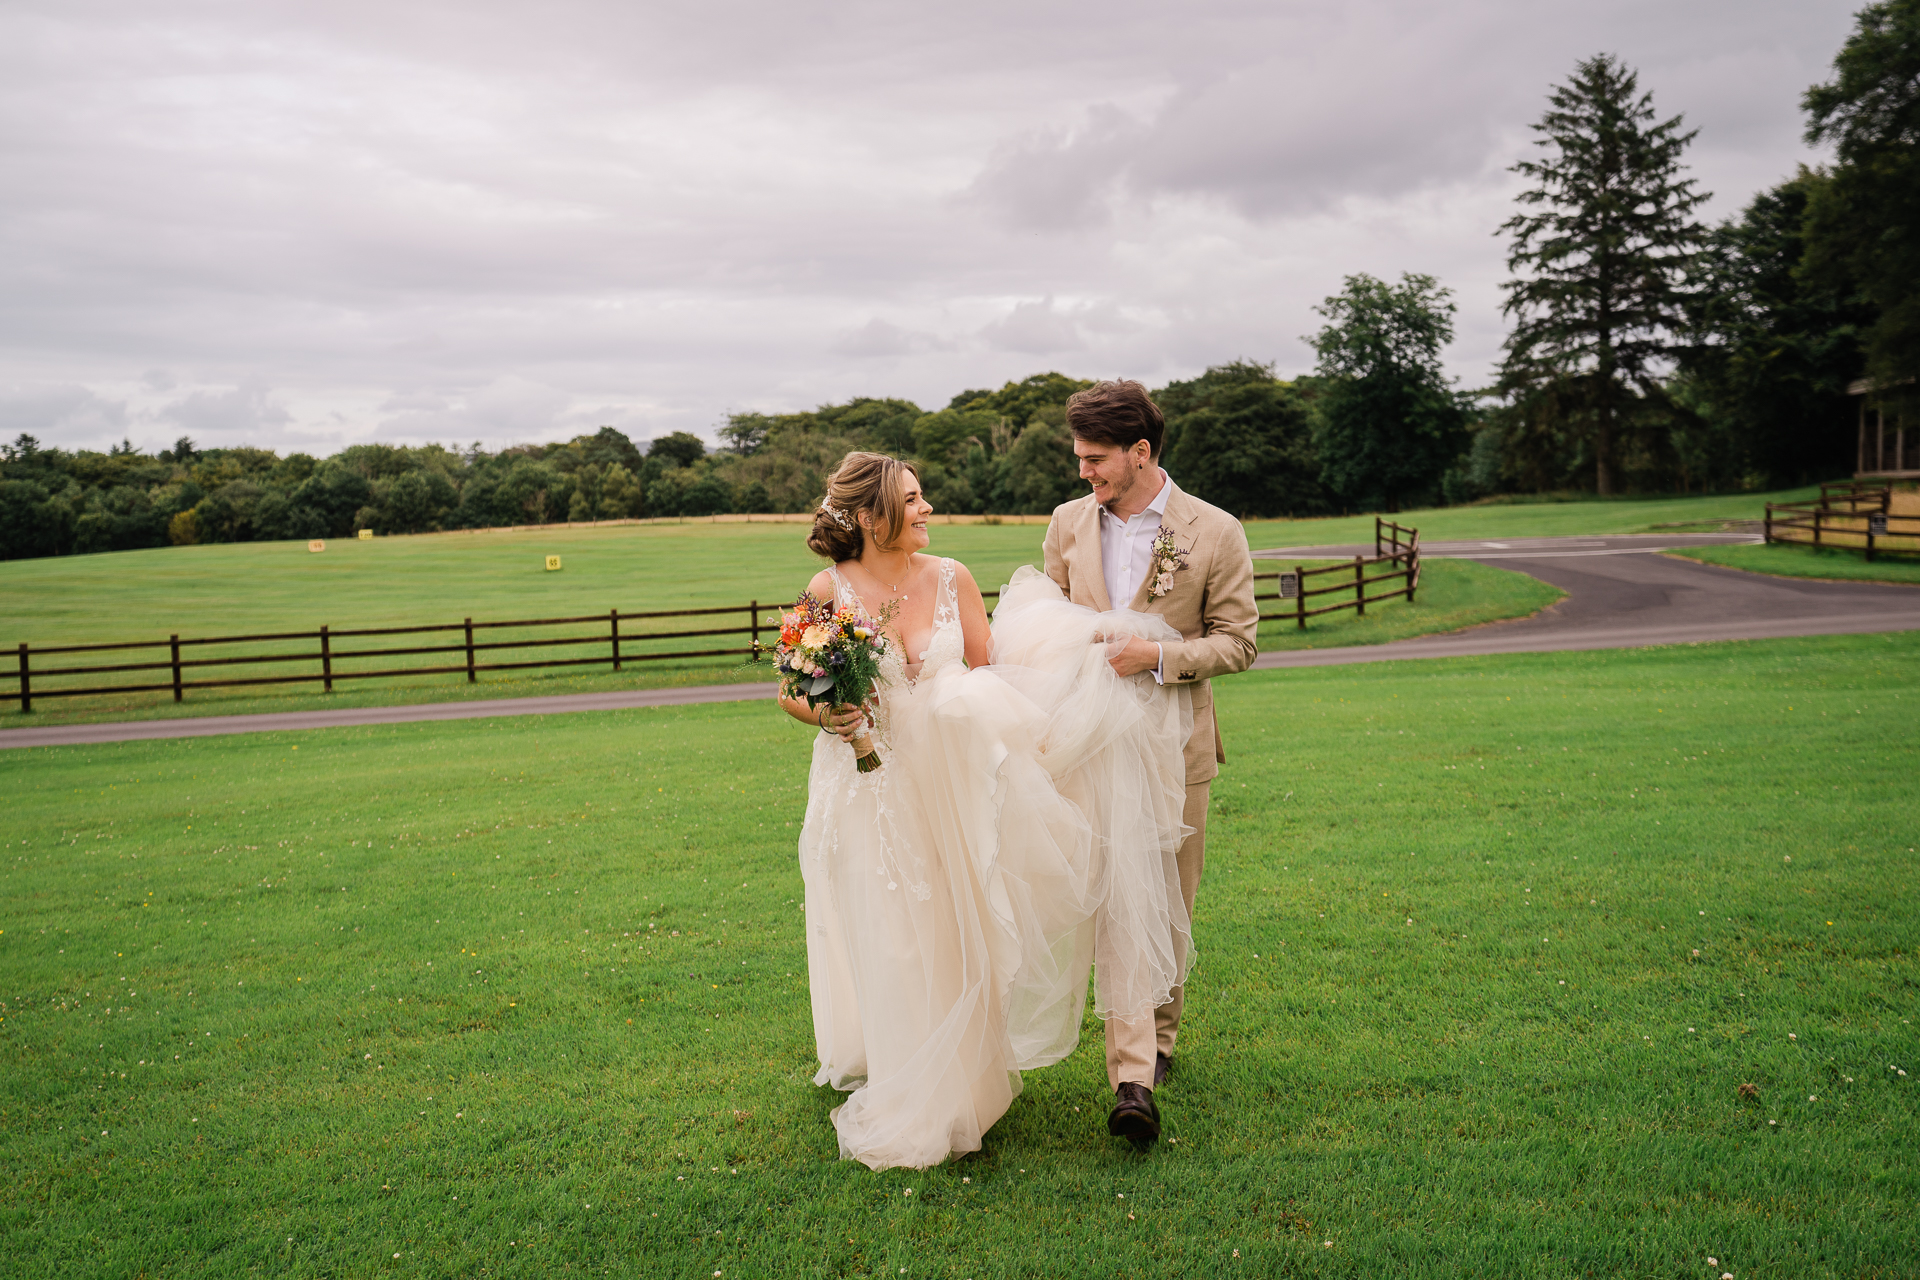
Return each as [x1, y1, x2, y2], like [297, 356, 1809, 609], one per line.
[1803, 0, 1920, 401]
[1498, 54, 1709, 495]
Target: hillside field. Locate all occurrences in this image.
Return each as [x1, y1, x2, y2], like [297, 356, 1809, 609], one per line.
[1, 519, 1561, 727]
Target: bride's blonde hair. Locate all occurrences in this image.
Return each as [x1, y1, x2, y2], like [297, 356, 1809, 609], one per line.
[809, 452, 920, 562]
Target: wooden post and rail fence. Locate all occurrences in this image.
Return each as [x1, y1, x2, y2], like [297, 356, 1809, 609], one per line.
[1253, 516, 1419, 628]
[1764, 481, 1919, 562]
[4, 518, 1420, 712]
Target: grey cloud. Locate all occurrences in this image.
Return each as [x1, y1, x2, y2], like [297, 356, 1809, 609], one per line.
[833, 320, 954, 359]
[968, 105, 1143, 231]
[0, 384, 128, 442]
[0, 0, 1862, 452]
[980, 298, 1090, 355]
[372, 377, 574, 442]
[154, 384, 293, 441]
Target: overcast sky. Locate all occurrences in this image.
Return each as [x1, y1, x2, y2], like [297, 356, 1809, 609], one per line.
[0, 0, 1861, 456]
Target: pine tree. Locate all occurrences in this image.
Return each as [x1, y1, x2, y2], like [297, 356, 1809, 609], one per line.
[1498, 55, 1709, 495]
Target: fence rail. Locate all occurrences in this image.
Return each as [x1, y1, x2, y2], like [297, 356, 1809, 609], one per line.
[1765, 482, 1920, 562]
[1253, 517, 1419, 628]
[5, 521, 1422, 712]
[0, 601, 804, 713]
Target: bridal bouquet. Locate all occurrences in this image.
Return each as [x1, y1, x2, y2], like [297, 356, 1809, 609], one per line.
[774, 593, 894, 773]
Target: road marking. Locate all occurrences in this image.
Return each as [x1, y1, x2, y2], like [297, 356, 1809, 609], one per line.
[1444, 544, 1762, 559]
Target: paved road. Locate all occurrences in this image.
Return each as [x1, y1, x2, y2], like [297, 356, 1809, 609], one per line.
[6, 535, 1916, 748]
[1252, 533, 1920, 670]
[0, 683, 780, 750]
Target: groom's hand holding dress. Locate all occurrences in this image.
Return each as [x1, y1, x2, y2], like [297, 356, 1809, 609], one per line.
[1043, 467, 1258, 1145]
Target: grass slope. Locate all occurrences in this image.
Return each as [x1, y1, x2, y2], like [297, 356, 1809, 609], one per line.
[1, 529, 1559, 728]
[1670, 542, 1920, 587]
[3, 633, 1915, 1278]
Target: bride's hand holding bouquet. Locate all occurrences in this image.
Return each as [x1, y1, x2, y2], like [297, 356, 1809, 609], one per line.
[775, 592, 895, 773]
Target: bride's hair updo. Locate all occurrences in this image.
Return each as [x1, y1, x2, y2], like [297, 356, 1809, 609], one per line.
[809, 452, 920, 562]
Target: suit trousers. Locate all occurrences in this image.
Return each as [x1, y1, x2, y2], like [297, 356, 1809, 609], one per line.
[1104, 777, 1210, 1090]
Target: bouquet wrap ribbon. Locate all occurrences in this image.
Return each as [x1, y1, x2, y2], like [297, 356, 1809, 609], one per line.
[846, 723, 882, 774]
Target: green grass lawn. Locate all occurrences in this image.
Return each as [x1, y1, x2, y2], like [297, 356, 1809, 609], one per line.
[0, 527, 1561, 729]
[1240, 485, 1810, 549]
[3, 632, 1915, 1278]
[1670, 541, 1920, 587]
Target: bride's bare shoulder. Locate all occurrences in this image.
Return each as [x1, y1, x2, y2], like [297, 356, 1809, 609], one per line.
[804, 566, 838, 601]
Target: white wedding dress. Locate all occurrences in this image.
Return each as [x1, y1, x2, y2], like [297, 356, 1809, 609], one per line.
[799, 559, 1194, 1170]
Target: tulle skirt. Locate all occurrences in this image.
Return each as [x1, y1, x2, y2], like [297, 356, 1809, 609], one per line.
[799, 567, 1194, 1169]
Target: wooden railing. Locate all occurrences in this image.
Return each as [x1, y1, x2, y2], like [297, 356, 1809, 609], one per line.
[1817, 480, 1892, 512]
[1766, 483, 1919, 562]
[1, 593, 1014, 713]
[1255, 518, 1419, 629]
[5, 521, 1427, 712]
[1, 603, 786, 713]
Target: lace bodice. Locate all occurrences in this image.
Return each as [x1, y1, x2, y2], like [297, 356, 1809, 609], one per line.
[828, 557, 964, 689]
[921, 557, 965, 676]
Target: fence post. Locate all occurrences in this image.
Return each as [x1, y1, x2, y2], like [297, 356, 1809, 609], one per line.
[750, 600, 760, 660]
[610, 609, 621, 672]
[1407, 542, 1419, 605]
[1354, 556, 1365, 616]
[1374, 516, 1383, 558]
[1813, 508, 1822, 549]
[1764, 504, 1773, 545]
[170, 634, 184, 702]
[320, 626, 333, 693]
[464, 618, 476, 683]
[1295, 565, 1307, 629]
[16, 643, 29, 714]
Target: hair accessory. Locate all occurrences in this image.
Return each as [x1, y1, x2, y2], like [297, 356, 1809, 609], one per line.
[818, 501, 853, 531]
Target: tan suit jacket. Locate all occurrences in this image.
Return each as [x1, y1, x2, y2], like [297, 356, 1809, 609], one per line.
[1042, 480, 1258, 784]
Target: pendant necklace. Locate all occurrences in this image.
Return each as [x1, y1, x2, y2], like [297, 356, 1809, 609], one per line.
[869, 562, 907, 601]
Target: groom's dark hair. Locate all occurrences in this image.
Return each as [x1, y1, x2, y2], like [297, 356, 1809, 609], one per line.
[1065, 380, 1165, 460]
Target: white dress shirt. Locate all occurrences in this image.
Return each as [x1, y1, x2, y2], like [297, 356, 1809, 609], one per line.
[1098, 469, 1173, 682]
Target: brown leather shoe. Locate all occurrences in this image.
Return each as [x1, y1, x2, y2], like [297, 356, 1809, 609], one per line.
[1154, 1051, 1171, 1087]
[1107, 1081, 1160, 1151]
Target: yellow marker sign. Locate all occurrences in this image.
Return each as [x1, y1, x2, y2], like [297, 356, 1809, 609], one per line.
[357, 528, 373, 540]
[545, 555, 563, 571]
[307, 540, 326, 553]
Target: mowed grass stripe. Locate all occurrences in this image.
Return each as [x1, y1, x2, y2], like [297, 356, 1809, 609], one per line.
[1, 632, 1915, 1278]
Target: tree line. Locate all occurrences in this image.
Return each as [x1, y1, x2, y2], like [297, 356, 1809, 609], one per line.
[1, 3, 1911, 562]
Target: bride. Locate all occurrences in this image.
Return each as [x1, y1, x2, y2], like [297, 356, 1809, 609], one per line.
[778, 451, 1194, 1170]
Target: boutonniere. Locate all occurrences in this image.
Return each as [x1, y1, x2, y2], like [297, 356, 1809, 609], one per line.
[1148, 526, 1189, 598]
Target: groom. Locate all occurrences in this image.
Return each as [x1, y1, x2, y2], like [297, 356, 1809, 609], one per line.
[1042, 379, 1258, 1151]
